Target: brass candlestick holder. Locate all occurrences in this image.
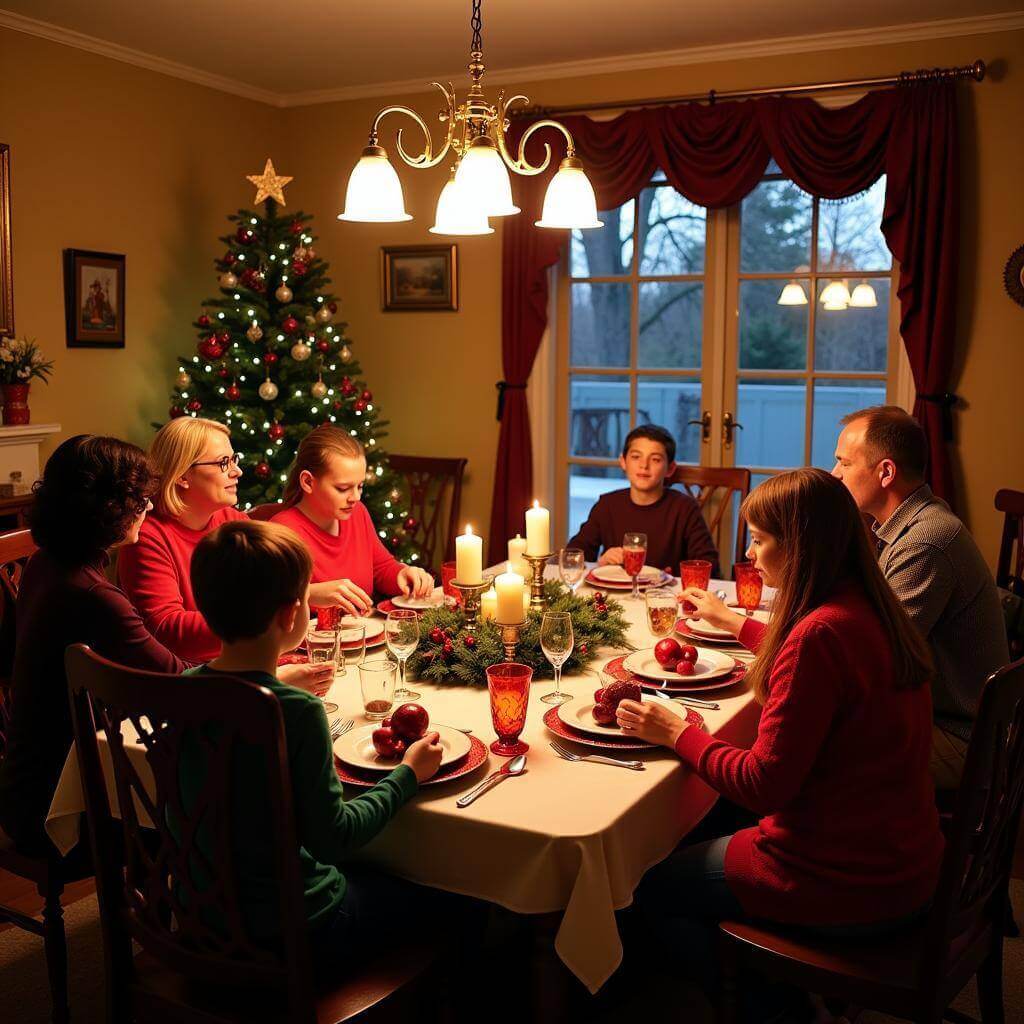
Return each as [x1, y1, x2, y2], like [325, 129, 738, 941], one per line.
[451, 580, 490, 630]
[497, 619, 524, 661]
[523, 552, 553, 612]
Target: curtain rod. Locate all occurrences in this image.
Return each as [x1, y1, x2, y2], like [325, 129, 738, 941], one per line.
[511, 58, 986, 119]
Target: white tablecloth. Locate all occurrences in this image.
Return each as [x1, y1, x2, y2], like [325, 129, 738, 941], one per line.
[46, 573, 760, 993]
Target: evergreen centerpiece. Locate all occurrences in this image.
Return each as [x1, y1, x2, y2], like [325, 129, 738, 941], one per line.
[407, 584, 632, 685]
[161, 160, 419, 563]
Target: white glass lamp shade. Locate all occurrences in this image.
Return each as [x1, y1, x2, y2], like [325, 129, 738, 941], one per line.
[454, 137, 520, 217]
[819, 280, 851, 310]
[337, 145, 412, 223]
[535, 157, 604, 230]
[849, 282, 878, 307]
[429, 173, 494, 235]
[777, 281, 808, 306]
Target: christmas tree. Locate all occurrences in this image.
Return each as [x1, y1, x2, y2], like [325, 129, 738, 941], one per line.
[163, 160, 420, 564]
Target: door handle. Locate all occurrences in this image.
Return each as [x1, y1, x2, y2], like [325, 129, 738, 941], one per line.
[687, 411, 711, 444]
[723, 412, 743, 449]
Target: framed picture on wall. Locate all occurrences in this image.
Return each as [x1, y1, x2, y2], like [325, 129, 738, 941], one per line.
[63, 249, 126, 347]
[380, 244, 458, 312]
[0, 144, 13, 338]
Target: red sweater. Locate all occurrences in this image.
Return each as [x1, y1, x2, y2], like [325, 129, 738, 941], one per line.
[270, 504, 404, 598]
[675, 585, 943, 927]
[118, 507, 248, 662]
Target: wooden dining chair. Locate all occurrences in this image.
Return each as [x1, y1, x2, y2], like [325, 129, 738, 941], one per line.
[249, 501, 283, 522]
[65, 645, 440, 1024]
[666, 465, 751, 573]
[995, 490, 1024, 661]
[718, 655, 1024, 1024]
[385, 455, 467, 576]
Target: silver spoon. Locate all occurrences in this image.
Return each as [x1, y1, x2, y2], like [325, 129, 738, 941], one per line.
[456, 754, 527, 807]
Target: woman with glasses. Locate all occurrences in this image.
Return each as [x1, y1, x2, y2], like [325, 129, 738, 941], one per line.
[118, 417, 251, 661]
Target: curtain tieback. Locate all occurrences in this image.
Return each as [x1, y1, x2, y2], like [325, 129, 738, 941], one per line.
[495, 381, 527, 420]
[917, 391, 959, 441]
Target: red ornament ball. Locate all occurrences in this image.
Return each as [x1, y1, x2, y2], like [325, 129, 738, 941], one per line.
[254, 461, 271, 479]
[281, 316, 300, 335]
[341, 381, 356, 397]
[222, 250, 237, 266]
[291, 259, 308, 277]
[442, 640, 454, 657]
[197, 313, 211, 328]
[186, 399, 202, 413]
[361, 389, 373, 402]
[354, 399, 367, 413]
[463, 634, 476, 649]
[268, 422, 285, 441]
[315, 339, 331, 353]
[225, 384, 241, 401]
[236, 226, 255, 245]
[263, 351, 279, 366]
[328, 302, 338, 314]
[217, 329, 231, 344]
[289, 219, 304, 235]
[169, 405, 184, 418]
[198, 338, 226, 360]
[332, 400, 343, 410]
[429, 626, 444, 644]
[216, 365, 230, 379]
[404, 516, 417, 531]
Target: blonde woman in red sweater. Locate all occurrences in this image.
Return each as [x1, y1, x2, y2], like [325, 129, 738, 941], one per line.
[616, 468, 942, 1012]
[271, 426, 433, 615]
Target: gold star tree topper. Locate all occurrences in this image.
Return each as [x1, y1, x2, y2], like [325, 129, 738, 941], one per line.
[246, 159, 293, 206]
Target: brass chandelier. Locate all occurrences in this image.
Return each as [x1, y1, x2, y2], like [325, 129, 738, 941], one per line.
[338, 0, 603, 235]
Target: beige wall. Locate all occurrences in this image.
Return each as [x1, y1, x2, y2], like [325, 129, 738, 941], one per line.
[2, 24, 1021, 565]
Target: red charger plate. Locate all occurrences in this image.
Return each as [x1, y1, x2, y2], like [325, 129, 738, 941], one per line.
[335, 734, 488, 788]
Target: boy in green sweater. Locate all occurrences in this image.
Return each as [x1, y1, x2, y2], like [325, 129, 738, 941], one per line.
[186, 519, 443, 970]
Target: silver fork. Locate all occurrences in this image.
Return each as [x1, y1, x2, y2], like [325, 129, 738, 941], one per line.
[331, 718, 354, 740]
[549, 741, 645, 771]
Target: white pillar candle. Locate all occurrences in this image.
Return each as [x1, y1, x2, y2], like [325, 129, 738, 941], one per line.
[481, 588, 498, 621]
[495, 563, 526, 624]
[523, 589, 531, 614]
[507, 534, 528, 578]
[455, 524, 483, 584]
[525, 500, 550, 556]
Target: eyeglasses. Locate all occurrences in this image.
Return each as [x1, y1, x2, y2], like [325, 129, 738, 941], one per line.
[190, 453, 241, 474]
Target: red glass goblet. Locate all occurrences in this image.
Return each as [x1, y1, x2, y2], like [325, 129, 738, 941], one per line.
[441, 560, 459, 607]
[486, 662, 532, 756]
[312, 605, 342, 632]
[679, 559, 713, 614]
[734, 562, 764, 616]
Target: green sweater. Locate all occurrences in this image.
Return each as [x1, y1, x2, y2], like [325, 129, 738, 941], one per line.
[179, 667, 417, 942]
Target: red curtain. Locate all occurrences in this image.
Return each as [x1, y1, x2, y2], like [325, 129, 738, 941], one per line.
[488, 82, 959, 562]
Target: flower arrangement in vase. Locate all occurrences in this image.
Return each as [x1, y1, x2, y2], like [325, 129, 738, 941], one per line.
[0, 337, 54, 425]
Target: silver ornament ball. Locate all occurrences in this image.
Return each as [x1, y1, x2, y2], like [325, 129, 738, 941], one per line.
[275, 284, 293, 304]
[315, 305, 332, 323]
[219, 271, 238, 289]
[176, 370, 192, 389]
[339, 344, 353, 363]
[290, 342, 312, 362]
[258, 379, 279, 401]
[311, 380, 328, 399]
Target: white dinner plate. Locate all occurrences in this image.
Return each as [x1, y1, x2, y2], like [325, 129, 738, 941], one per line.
[675, 626, 742, 647]
[623, 646, 736, 683]
[556, 691, 686, 738]
[390, 592, 445, 611]
[685, 609, 769, 639]
[590, 564, 665, 584]
[334, 723, 470, 772]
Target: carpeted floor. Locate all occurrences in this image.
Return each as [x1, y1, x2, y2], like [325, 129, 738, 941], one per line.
[1, 885, 1022, 1022]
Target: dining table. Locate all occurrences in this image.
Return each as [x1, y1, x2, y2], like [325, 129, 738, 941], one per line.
[45, 568, 763, 995]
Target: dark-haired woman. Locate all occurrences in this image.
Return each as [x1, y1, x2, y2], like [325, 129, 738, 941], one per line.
[0, 436, 187, 854]
[615, 468, 944, 1009]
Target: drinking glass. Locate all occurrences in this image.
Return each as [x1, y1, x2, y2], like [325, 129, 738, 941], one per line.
[622, 532, 648, 600]
[305, 627, 340, 714]
[734, 562, 764, 616]
[385, 609, 420, 701]
[359, 658, 397, 721]
[441, 560, 459, 607]
[679, 559, 713, 614]
[486, 662, 533, 755]
[312, 605, 343, 632]
[645, 586, 678, 640]
[336, 620, 366, 677]
[540, 611, 574, 706]
[558, 548, 586, 594]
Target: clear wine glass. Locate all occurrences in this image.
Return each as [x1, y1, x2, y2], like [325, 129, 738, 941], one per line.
[385, 609, 420, 702]
[558, 547, 586, 595]
[645, 586, 678, 640]
[622, 531, 648, 600]
[540, 611, 574, 706]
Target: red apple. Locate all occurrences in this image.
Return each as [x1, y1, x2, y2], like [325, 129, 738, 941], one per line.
[592, 702, 617, 726]
[654, 637, 682, 667]
[594, 687, 607, 704]
[603, 679, 641, 706]
[371, 726, 406, 759]
[390, 703, 430, 742]
[673, 660, 696, 676]
[680, 644, 698, 663]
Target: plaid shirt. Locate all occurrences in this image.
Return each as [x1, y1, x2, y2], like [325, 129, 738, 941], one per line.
[874, 485, 1009, 740]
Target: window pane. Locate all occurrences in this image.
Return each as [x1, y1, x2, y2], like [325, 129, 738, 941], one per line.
[570, 202, 634, 277]
[638, 282, 703, 368]
[811, 379, 886, 469]
[569, 375, 630, 459]
[814, 278, 889, 371]
[817, 178, 890, 272]
[570, 282, 630, 367]
[736, 378, 806, 468]
[739, 281, 807, 370]
[636, 377, 702, 464]
[732, 471, 774, 567]
[638, 187, 706, 275]
[740, 180, 812, 273]
[568, 465, 622, 539]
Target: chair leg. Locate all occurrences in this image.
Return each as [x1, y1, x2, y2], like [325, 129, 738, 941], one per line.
[976, 938, 1005, 1024]
[40, 883, 70, 1024]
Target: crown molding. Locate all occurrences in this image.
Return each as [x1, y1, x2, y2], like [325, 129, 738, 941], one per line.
[1, 7, 1020, 111]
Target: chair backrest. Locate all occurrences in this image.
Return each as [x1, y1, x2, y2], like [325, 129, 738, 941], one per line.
[386, 454, 468, 575]
[249, 502, 282, 522]
[65, 645, 316, 1022]
[667, 465, 752, 572]
[0, 528, 37, 759]
[922, 657, 1024, 975]
[996, 489, 1024, 597]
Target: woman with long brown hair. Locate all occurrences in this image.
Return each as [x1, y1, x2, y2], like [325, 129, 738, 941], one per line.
[616, 468, 943, 1007]
[271, 426, 433, 615]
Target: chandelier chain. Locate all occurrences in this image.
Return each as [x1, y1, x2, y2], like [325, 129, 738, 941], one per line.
[471, 0, 483, 54]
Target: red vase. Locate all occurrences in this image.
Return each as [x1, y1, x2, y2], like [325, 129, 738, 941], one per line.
[1, 383, 30, 425]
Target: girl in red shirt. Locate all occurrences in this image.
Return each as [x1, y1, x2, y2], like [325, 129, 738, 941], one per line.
[271, 426, 433, 615]
[616, 468, 942, 1012]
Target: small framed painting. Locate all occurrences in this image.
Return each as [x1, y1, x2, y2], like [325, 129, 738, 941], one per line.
[0, 144, 13, 338]
[63, 248, 126, 347]
[381, 244, 457, 312]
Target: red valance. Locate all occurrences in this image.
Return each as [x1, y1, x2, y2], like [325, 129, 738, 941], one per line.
[488, 83, 959, 562]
